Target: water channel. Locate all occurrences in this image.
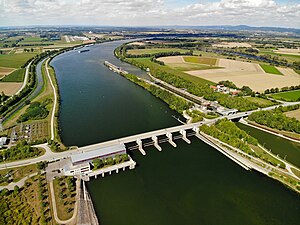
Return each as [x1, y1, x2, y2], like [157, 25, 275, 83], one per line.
[51, 40, 300, 225]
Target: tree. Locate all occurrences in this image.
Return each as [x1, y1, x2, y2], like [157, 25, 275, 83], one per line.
[13, 185, 19, 194]
[37, 161, 47, 170]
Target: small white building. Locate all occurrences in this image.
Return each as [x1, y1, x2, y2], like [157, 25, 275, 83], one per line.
[0, 137, 7, 148]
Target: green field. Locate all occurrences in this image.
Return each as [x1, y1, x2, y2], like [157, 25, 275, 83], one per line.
[133, 57, 214, 86]
[0, 52, 37, 68]
[1, 68, 25, 82]
[260, 64, 283, 75]
[271, 90, 300, 102]
[244, 97, 278, 108]
[127, 48, 188, 55]
[183, 56, 217, 66]
[258, 50, 300, 63]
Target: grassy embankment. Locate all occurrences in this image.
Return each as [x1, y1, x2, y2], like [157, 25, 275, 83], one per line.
[53, 176, 76, 220]
[270, 90, 300, 102]
[260, 64, 283, 75]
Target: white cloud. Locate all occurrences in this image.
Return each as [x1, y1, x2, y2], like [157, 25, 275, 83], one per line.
[0, 0, 299, 28]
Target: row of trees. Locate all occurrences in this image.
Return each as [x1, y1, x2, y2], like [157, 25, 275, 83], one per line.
[0, 140, 42, 162]
[265, 85, 300, 94]
[248, 106, 300, 134]
[200, 120, 256, 154]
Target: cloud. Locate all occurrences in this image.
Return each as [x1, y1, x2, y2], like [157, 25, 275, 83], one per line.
[0, 0, 299, 28]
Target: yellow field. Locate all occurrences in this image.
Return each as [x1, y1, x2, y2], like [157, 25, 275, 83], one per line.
[285, 109, 300, 120]
[0, 82, 22, 95]
[0, 67, 15, 78]
[273, 48, 300, 56]
[212, 42, 252, 48]
[178, 57, 300, 92]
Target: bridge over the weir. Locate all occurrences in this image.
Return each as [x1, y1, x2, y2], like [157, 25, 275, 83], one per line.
[77, 111, 250, 157]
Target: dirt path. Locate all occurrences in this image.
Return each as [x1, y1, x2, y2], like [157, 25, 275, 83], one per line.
[45, 59, 57, 140]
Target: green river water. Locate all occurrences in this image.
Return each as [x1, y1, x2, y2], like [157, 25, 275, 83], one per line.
[51, 40, 300, 225]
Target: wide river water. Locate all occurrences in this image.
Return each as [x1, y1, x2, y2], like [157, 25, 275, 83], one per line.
[51, 40, 300, 225]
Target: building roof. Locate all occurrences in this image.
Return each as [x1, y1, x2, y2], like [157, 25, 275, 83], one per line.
[71, 144, 126, 164]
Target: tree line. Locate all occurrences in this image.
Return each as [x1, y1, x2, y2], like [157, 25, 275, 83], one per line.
[0, 140, 42, 163]
[248, 105, 300, 134]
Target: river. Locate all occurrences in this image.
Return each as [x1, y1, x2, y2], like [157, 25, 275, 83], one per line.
[51, 40, 300, 225]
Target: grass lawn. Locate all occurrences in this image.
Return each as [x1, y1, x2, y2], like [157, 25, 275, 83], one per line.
[260, 64, 283, 75]
[0, 164, 37, 186]
[21, 37, 44, 42]
[244, 97, 278, 108]
[1, 68, 25, 82]
[250, 144, 285, 168]
[271, 90, 300, 102]
[0, 52, 37, 68]
[127, 48, 188, 55]
[132, 57, 215, 86]
[183, 56, 217, 66]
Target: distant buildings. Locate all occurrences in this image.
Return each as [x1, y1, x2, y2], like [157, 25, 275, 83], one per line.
[210, 84, 241, 96]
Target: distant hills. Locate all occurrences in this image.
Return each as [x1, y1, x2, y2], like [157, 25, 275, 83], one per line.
[160, 25, 300, 34]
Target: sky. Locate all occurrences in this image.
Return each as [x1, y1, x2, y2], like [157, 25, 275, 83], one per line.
[0, 0, 299, 28]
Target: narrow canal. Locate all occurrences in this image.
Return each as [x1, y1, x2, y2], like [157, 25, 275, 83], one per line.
[51, 40, 300, 225]
[237, 123, 300, 168]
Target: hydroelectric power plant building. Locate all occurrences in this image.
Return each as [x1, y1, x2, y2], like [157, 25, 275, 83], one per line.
[64, 144, 127, 176]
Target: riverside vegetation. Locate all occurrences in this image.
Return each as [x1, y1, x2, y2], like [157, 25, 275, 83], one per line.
[248, 104, 300, 134]
[0, 140, 43, 163]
